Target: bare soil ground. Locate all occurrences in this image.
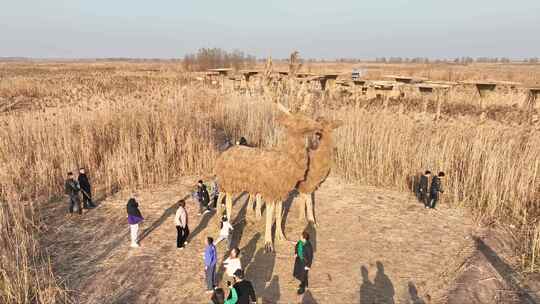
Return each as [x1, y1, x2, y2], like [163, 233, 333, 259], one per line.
[43, 175, 530, 303]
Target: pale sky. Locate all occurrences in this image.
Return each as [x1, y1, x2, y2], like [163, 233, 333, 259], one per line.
[1, 0, 539, 59]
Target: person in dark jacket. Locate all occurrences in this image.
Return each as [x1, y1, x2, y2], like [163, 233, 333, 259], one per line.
[428, 172, 445, 209]
[229, 269, 256, 304]
[293, 231, 314, 295]
[127, 198, 144, 248]
[64, 172, 81, 215]
[78, 168, 96, 209]
[417, 170, 431, 208]
[238, 137, 248, 146]
[197, 180, 211, 215]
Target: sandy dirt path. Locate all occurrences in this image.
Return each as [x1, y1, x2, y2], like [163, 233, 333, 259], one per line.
[43, 176, 475, 303]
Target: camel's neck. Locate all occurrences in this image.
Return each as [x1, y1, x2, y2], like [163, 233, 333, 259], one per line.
[280, 132, 309, 169]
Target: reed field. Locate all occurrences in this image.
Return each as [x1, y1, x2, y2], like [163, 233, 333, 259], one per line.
[0, 61, 539, 303]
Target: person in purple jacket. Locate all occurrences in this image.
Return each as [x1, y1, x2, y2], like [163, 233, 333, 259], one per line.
[204, 237, 217, 293]
[127, 198, 144, 248]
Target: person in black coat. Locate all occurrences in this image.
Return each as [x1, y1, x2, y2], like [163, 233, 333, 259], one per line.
[197, 180, 211, 215]
[293, 231, 313, 295]
[64, 172, 81, 215]
[417, 170, 431, 208]
[230, 269, 256, 304]
[78, 168, 96, 209]
[428, 172, 445, 209]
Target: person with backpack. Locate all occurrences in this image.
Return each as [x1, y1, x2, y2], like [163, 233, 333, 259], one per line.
[417, 170, 431, 208]
[174, 199, 189, 249]
[428, 172, 445, 209]
[197, 180, 211, 215]
[204, 237, 217, 293]
[78, 167, 96, 209]
[64, 172, 82, 215]
[127, 197, 144, 248]
[215, 215, 234, 250]
[293, 231, 314, 295]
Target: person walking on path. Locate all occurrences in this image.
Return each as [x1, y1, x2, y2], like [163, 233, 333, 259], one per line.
[174, 199, 189, 249]
[215, 215, 234, 250]
[204, 237, 218, 293]
[428, 172, 445, 209]
[127, 198, 144, 248]
[197, 180, 211, 215]
[78, 167, 96, 209]
[293, 231, 314, 295]
[223, 247, 242, 278]
[417, 170, 431, 208]
[64, 172, 82, 215]
[230, 269, 256, 304]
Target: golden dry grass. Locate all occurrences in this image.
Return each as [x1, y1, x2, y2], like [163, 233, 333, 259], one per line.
[0, 61, 539, 303]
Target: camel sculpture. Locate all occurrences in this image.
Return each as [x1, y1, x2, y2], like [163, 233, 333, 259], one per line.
[214, 102, 322, 250]
[297, 117, 343, 226]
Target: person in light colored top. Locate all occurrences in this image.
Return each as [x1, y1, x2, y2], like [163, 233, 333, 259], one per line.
[223, 247, 242, 278]
[174, 199, 189, 249]
[215, 215, 234, 249]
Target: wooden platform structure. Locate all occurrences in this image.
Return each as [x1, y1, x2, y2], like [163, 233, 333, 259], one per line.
[318, 74, 339, 90]
[525, 87, 540, 108]
[384, 75, 427, 84]
[207, 68, 232, 76]
[370, 80, 395, 91]
[460, 80, 521, 97]
[239, 70, 260, 82]
[416, 83, 453, 94]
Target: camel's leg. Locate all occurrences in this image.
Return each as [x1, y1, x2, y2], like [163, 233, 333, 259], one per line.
[225, 194, 233, 221]
[215, 192, 225, 226]
[255, 194, 263, 219]
[275, 200, 288, 242]
[246, 194, 255, 222]
[298, 193, 307, 221]
[264, 201, 275, 252]
[306, 192, 318, 227]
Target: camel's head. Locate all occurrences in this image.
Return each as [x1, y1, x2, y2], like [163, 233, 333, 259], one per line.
[309, 117, 343, 149]
[275, 112, 322, 135]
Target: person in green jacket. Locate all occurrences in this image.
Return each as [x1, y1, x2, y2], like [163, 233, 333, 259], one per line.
[211, 286, 238, 304]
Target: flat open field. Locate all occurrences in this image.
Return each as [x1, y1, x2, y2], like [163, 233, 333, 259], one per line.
[1, 61, 539, 303]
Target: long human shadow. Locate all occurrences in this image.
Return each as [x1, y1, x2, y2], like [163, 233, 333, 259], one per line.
[139, 193, 191, 243]
[245, 247, 276, 299]
[407, 282, 426, 304]
[262, 275, 281, 303]
[216, 195, 250, 284]
[359, 262, 395, 304]
[474, 237, 539, 304]
[302, 290, 319, 304]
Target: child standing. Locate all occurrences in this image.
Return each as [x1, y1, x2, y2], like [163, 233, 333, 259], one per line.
[215, 215, 234, 250]
[126, 198, 144, 248]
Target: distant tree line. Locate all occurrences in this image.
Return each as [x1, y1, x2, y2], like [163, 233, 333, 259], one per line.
[183, 48, 257, 71]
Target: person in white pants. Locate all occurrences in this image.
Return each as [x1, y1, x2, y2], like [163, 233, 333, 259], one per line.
[127, 198, 144, 248]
